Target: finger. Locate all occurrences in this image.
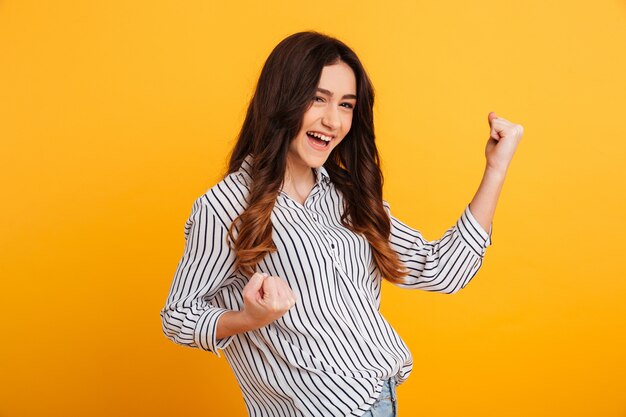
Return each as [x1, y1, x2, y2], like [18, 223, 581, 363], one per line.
[277, 281, 296, 307]
[245, 272, 266, 294]
[488, 111, 498, 126]
[273, 278, 285, 301]
[243, 272, 266, 302]
[262, 275, 279, 303]
[279, 280, 296, 307]
[490, 127, 501, 140]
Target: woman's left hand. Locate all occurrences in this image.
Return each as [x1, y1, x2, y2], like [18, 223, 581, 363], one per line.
[485, 111, 524, 174]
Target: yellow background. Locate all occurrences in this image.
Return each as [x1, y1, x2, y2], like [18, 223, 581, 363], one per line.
[1, 1, 625, 416]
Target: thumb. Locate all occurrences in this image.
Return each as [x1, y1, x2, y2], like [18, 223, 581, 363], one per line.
[245, 272, 268, 295]
[488, 111, 502, 140]
[261, 275, 279, 302]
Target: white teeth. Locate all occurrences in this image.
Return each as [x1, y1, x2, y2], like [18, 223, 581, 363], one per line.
[307, 131, 332, 142]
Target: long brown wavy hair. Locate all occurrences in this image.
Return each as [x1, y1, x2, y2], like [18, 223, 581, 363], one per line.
[226, 31, 408, 284]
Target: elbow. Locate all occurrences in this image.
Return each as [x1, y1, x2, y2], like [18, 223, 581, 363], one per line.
[446, 259, 483, 295]
[159, 305, 224, 355]
[447, 278, 474, 294]
[437, 279, 464, 295]
[159, 307, 193, 348]
[439, 247, 486, 294]
[446, 286, 463, 295]
[160, 308, 178, 343]
[430, 263, 478, 295]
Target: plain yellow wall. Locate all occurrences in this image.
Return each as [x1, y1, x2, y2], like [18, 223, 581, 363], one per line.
[1, 1, 625, 416]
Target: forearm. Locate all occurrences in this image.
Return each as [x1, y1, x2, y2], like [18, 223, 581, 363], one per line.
[215, 310, 256, 340]
[468, 166, 507, 233]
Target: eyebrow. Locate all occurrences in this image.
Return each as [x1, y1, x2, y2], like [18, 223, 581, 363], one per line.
[316, 88, 357, 100]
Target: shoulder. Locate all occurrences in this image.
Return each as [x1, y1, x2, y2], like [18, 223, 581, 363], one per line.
[194, 172, 250, 230]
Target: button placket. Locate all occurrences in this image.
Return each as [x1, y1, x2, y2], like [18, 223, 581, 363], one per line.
[304, 187, 320, 222]
[312, 218, 340, 268]
[326, 236, 343, 270]
[304, 189, 344, 272]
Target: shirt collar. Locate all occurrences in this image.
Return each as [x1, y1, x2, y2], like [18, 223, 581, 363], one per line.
[237, 154, 331, 187]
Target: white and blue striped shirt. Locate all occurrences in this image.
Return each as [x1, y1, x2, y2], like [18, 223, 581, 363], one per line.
[160, 154, 492, 417]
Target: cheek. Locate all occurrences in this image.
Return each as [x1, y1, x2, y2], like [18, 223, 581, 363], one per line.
[342, 114, 353, 134]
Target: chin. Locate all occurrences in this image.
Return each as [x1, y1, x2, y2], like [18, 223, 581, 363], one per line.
[288, 134, 339, 171]
[304, 153, 331, 169]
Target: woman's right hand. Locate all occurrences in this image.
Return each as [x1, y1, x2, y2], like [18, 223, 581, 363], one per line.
[240, 272, 297, 330]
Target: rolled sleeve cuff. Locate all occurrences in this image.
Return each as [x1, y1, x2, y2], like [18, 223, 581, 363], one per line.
[194, 307, 236, 358]
[456, 205, 493, 257]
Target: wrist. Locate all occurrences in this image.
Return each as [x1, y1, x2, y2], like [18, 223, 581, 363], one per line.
[237, 309, 260, 332]
[216, 309, 258, 340]
[484, 164, 507, 181]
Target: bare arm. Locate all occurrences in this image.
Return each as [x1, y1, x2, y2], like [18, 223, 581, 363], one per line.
[468, 167, 505, 233]
[468, 112, 524, 232]
[215, 310, 255, 339]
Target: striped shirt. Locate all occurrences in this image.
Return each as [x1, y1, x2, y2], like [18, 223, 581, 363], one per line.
[160, 154, 492, 417]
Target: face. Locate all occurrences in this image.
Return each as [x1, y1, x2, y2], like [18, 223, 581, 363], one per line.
[287, 61, 357, 172]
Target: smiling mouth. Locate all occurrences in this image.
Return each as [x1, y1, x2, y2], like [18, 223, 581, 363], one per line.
[306, 131, 333, 148]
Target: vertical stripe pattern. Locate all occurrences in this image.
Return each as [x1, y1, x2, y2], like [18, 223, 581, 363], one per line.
[160, 154, 493, 417]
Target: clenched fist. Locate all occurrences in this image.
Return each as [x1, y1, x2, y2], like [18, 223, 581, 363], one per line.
[485, 111, 524, 174]
[240, 272, 297, 330]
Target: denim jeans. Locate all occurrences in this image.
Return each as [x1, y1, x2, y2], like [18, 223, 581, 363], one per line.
[361, 378, 397, 417]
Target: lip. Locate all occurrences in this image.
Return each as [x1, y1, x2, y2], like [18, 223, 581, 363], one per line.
[306, 132, 332, 151]
[306, 130, 335, 140]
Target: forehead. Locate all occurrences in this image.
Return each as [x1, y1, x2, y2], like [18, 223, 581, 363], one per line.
[317, 62, 356, 94]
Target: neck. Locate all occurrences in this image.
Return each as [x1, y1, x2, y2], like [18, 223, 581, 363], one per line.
[284, 158, 315, 187]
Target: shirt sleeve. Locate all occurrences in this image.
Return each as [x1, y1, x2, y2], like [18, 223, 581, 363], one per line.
[384, 201, 493, 294]
[160, 196, 238, 357]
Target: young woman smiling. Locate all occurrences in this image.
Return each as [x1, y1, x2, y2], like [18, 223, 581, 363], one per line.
[160, 31, 524, 417]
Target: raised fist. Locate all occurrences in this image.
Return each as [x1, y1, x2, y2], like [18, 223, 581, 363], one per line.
[240, 272, 297, 330]
[485, 111, 524, 173]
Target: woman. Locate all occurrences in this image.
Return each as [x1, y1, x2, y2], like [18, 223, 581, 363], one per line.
[160, 31, 523, 417]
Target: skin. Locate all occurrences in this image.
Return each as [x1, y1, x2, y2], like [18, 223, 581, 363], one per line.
[215, 65, 524, 341]
[468, 112, 524, 233]
[282, 61, 357, 205]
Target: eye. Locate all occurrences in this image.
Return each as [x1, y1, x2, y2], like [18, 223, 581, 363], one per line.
[313, 96, 325, 102]
[340, 102, 355, 109]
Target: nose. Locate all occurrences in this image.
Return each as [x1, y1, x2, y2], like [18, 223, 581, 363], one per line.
[322, 105, 340, 131]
